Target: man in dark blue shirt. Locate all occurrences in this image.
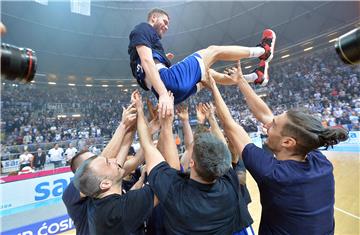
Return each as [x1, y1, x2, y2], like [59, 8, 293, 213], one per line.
[204, 61, 349, 235]
[62, 151, 95, 235]
[128, 8, 276, 117]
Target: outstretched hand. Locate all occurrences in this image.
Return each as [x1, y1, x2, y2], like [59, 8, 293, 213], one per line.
[131, 90, 143, 110]
[196, 103, 206, 124]
[159, 91, 175, 126]
[158, 92, 174, 119]
[176, 104, 189, 121]
[223, 60, 244, 84]
[121, 103, 137, 130]
[202, 69, 217, 90]
[201, 102, 216, 119]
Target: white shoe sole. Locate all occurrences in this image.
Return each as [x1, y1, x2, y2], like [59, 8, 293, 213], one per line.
[260, 62, 269, 86]
[265, 30, 276, 63]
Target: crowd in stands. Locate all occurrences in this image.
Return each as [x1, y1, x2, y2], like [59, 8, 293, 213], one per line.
[1, 47, 359, 164]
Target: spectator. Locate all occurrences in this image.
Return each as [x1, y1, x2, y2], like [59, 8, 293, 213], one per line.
[48, 143, 64, 168]
[33, 148, 47, 170]
[19, 147, 34, 170]
[65, 143, 78, 166]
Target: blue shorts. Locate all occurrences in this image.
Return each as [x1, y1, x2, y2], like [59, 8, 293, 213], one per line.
[152, 53, 205, 104]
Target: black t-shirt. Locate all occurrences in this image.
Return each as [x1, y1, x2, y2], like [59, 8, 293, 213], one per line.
[62, 181, 91, 235]
[128, 22, 171, 89]
[148, 161, 244, 235]
[89, 185, 154, 235]
[145, 204, 166, 235]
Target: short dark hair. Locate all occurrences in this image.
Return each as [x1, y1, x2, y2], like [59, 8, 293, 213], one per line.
[147, 8, 169, 22]
[73, 155, 104, 198]
[192, 132, 231, 182]
[282, 109, 349, 155]
[70, 150, 89, 173]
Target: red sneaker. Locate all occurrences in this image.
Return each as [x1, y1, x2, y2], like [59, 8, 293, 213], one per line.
[254, 60, 269, 86]
[258, 29, 276, 62]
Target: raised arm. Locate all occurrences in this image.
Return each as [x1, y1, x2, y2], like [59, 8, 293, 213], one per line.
[129, 165, 147, 191]
[202, 102, 227, 145]
[157, 92, 180, 170]
[112, 127, 136, 166]
[136, 45, 173, 118]
[176, 105, 193, 150]
[223, 61, 274, 124]
[123, 148, 145, 177]
[101, 104, 137, 159]
[176, 105, 193, 171]
[133, 90, 165, 174]
[196, 103, 206, 125]
[203, 71, 252, 156]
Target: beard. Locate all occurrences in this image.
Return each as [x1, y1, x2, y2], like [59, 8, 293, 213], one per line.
[153, 22, 163, 38]
[263, 141, 275, 152]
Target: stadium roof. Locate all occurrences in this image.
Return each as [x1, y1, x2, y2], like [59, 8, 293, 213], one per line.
[2, 1, 359, 86]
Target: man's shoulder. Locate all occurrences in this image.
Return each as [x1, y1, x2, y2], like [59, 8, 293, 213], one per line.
[93, 194, 123, 209]
[132, 22, 153, 33]
[149, 161, 180, 179]
[307, 150, 332, 167]
[220, 167, 239, 187]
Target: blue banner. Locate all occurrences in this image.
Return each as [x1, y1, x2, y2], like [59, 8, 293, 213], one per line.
[2, 214, 74, 235]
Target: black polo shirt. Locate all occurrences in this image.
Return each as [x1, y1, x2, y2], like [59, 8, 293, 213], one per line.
[89, 185, 154, 235]
[148, 161, 243, 235]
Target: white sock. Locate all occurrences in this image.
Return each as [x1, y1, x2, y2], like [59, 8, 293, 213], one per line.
[244, 72, 258, 82]
[248, 47, 265, 58]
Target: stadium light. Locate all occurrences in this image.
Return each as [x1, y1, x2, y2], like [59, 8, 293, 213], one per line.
[304, 47, 313, 51]
[101, 84, 109, 87]
[117, 84, 124, 87]
[70, 0, 90, 16]
[131, 84, 137, 87]
[35, 0, 48, 5]
[281, 54, 290, 59]
[57, 115, 67, 118]
[31, 81, 35, 83]
[85, 84, 93, 87]
[72, 114, 81, 117]
[48, 82, 56, 85]
[68, 83, 76, 86]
